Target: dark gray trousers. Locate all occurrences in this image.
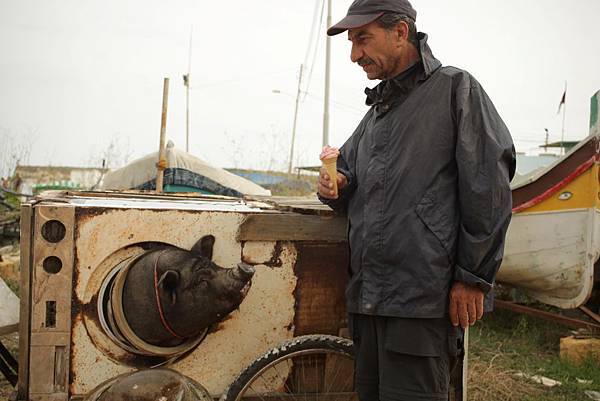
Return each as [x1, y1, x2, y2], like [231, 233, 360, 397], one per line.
[349, 314, 464, 401]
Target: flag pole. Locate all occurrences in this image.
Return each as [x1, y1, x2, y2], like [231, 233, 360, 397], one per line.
[561, 81, 567, 155]
[322, 0, 332, 148]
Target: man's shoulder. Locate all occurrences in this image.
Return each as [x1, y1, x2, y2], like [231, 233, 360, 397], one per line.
[438, 65, 472, 79]
[435, 66, 483, 90]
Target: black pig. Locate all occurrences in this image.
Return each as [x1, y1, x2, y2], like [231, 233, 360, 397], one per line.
[119, 235, 254, 347]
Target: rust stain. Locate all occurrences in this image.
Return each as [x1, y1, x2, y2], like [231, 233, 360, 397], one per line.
[75, 207, 112, 223]
[264, 241, 283, 268]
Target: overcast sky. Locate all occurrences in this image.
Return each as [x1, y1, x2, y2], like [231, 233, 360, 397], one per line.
[1, 0, 599, 173]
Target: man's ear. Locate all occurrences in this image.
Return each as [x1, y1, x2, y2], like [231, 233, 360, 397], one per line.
[191, 235, 215, 260]
[158, 270, 180, 305]
[396, 21, 409, 42]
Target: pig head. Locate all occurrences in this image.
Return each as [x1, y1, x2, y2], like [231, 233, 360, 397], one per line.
[119, 235, 255, 348]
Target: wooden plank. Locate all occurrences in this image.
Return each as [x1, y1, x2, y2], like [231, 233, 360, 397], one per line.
[0, 323, 18, 336]
[18, 203, 33, 400]
[29, 393, 70, 401]
[30, 332, 70, 346]
[28, 205, 75, 401]
[28, 346, 56, 394]
[238, 213, 347, 242]
[244, 195, 336, 216]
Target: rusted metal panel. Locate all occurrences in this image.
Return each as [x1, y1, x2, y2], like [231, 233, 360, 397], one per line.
[69, 206, 299, 397]
[18, 193, 361, 399]
[238, 213, 347, 242]
[293, 243, 349, 336]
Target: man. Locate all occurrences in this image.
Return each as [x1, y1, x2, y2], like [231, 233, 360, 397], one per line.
[317, 1, 516, 400]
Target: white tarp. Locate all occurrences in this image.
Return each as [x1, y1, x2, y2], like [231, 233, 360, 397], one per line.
[0, 277, 19, 335]
[99, 142, 270, 196]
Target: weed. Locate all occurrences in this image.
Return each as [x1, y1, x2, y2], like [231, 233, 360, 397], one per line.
[469, 308, 600, 401]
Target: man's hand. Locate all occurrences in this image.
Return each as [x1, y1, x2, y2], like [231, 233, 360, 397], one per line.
[449, 281, 484, 328]
[318, 167, 348, 199]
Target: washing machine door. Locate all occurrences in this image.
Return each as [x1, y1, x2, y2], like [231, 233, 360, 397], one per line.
[83, 368, 212, 401]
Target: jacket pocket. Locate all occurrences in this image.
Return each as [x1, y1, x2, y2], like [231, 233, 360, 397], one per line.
[384, 318, 444, 357]
[383, 318, 449, 394]
[414, 186, 457, 263]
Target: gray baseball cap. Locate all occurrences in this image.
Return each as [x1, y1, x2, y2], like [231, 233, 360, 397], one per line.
[327, 0, 417, 36]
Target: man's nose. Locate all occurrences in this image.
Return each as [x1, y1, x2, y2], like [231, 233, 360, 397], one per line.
[350, 44, 362, 63]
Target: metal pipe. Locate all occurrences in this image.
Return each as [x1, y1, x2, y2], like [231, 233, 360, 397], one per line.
[494, 300, 600, 331]
[322, 0, 332, 148]
[288, 64, 303, 174]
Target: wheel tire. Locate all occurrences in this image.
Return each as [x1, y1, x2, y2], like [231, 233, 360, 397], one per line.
[221, 335, 356, 401]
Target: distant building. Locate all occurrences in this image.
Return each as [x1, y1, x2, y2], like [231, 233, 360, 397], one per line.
[515, 153, 559, 177]
[12, 165, 108, 196]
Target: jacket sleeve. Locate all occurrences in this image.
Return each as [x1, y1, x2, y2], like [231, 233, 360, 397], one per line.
[317, 115, 367, 213]
[453, 73, 516, 293]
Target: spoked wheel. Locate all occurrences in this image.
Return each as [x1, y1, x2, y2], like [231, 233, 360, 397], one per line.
[222, 335, 357, 401]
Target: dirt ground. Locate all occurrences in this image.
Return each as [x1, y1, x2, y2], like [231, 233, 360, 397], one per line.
[0, 332, 18, 400]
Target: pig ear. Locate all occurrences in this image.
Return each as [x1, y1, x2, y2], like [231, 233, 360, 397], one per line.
[158, 270, 180, 305]
[191, 235, 215, 260]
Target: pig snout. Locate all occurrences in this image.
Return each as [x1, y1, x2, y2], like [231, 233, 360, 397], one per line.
[235, 262, 255, 280]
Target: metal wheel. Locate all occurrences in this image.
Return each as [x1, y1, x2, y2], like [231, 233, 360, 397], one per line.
[222, 335, 357, 401]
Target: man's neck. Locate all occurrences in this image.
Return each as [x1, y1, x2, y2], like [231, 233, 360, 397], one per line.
[387, 44, 421, 79]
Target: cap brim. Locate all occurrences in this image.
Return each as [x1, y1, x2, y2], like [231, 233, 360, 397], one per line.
[327, 12, 384, 36]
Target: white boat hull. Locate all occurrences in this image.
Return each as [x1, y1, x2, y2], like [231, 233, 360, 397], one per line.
[497, 208, 599, 308]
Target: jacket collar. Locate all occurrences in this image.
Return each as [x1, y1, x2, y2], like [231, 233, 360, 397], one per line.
[365, 32, 441, 106]
[417, 32, 442, 79]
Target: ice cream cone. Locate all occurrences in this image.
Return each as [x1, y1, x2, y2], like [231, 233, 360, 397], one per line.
[322, 156, 338, 198]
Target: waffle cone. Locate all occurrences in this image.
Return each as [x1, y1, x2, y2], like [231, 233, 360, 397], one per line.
[322, 157, 338, 197]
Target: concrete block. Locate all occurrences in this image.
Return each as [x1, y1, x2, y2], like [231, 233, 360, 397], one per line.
[560, 336, 600, 364]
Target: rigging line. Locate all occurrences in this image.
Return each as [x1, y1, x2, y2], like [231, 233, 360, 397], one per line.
[303, 0, 322, 67]
[302, 0, 326, 102]
[191, 69, 296, 89]
[303, 92, 365, 114]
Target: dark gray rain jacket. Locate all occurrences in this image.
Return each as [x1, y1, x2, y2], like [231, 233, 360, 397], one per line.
[320, 33, 516, 318]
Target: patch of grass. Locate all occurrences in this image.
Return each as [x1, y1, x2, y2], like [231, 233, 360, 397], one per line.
[469, 308, 600, 401]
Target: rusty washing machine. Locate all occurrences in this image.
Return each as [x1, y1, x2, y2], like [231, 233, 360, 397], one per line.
[16, 190, 356, 401]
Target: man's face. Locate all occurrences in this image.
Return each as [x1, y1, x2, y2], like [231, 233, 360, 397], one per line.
[348, 21, 404, 80]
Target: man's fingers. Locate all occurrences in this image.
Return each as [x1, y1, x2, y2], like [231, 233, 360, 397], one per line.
[476, 296, 484, 320]
[449, 298, 459, 327]
[467, 300, 477, 326]
[317, 179, 338, 199]
[458, 301, 469, 329]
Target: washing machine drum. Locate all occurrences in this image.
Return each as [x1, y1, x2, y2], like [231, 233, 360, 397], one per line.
[83, 368, 211, 401]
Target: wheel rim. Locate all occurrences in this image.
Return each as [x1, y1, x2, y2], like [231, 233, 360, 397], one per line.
[234, 348, 357, 401]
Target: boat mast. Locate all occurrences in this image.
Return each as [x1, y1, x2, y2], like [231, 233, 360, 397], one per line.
[322, 0, 332, 147]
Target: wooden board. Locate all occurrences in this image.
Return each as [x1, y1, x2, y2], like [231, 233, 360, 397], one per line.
[18, 203, 33, 400]
[28, 205, 75, 401]
[244, 195, 336, 216]
[238, 213, 347, 242]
